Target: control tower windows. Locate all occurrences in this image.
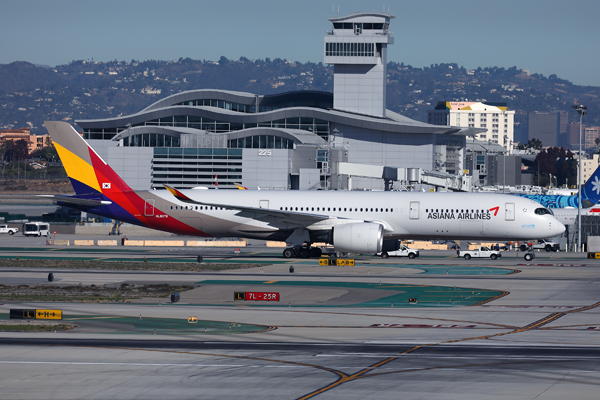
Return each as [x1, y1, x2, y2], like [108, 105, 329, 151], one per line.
[326, 42, 374, 57]
[333, 22, 384, 31]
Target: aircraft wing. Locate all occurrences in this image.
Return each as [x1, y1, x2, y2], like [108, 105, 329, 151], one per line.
[164, 185, 332, 225]
[37, 195, 113, 208]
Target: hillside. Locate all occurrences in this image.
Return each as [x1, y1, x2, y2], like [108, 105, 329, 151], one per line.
[1, 58, 598, 143]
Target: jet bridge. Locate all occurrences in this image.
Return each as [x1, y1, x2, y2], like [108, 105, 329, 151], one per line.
[338, 162, 472, 191]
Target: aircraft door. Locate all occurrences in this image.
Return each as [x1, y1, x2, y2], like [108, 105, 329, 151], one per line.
[505, 203, 515, 221]
[144, 199, 155, 216]
[259, 200, 269, 209]
[409, 202, 420, 220]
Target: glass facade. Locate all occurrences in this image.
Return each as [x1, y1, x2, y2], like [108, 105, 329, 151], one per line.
[175, 98, 256, 113]
[152, 148, 243, 189]
[83, 117, 330, 143]
[81, 91, 333, 142]
[122, 134, 180, 147]
[227, 135, 294, 149]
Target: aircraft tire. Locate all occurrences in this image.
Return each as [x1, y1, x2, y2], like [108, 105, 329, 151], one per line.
[524, 253, 534, 261]
[299, 248, 310, 258]
[283, 248, 295, 258]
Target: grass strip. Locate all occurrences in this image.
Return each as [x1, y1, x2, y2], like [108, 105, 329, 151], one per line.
[0, 259, 265, 271]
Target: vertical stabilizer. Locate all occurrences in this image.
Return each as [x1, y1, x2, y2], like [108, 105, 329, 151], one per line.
[44, 121, 132, 196]
[580, 164, 600, 204]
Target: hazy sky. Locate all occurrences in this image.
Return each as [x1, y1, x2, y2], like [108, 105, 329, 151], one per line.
[2, 0, 599, 86]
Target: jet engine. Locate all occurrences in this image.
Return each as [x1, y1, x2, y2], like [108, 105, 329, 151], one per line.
[332, 223, 383, 253]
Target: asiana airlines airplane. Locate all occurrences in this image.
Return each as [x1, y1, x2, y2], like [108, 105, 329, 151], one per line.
[43, 121, 565, 257]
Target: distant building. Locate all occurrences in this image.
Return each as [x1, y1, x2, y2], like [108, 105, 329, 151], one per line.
[568, 123, 600, 151]
[568, 123, 581, 148]
[0, 127, 50, 154]
[428, 101, 515, 152]
[583, 126, 600, 150]
[527, 110, 568, 148]
[579, 153, 600, 187]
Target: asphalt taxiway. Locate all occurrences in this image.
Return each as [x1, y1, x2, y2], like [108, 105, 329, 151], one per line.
[1, 237, 600, 399]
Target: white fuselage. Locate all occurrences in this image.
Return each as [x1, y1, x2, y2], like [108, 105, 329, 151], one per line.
[144, 189, 565, 242]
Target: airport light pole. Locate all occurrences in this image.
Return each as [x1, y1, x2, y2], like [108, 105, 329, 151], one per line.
[572, 103, 587, 252]
[503, 135, 509, 193]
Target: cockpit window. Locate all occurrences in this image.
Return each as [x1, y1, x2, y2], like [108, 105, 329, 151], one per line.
[535, 208, 552, 215]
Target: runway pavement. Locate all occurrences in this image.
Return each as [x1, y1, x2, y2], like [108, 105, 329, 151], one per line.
[1, 236, 600, 399]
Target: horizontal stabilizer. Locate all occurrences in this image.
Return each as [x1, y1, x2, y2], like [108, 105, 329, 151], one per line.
[37, 195, 112, 208]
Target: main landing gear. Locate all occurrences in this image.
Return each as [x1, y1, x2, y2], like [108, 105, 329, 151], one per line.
[523, 252, 535, 262]
[282, 244, 323, 259]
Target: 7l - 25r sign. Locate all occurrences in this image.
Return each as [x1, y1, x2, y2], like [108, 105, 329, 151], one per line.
[234, 292, 280, 302]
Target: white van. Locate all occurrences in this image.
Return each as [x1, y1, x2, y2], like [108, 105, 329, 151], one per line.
[23, 222, 50, 237]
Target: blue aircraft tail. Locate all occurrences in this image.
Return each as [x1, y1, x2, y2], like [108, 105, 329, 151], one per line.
[579, 164, 600, 205]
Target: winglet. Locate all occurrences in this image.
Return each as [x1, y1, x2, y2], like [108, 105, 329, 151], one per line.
[164, 185, 194, 203]
[234, 183, 248, 190]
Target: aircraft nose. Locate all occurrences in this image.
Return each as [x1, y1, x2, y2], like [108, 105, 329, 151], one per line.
[551, 218, 566, 236]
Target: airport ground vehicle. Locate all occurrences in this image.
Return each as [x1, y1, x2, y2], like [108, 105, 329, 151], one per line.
[457, 246, 501, 260]
[0, 224, 18, 235]
[22, 222, 50, 237]
[378, 245, 419, 259]
[519, 239, 559, 252]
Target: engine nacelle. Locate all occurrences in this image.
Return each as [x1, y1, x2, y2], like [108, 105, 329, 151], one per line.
[332, 223, 383, 254]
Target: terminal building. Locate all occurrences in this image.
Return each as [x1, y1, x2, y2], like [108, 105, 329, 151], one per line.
[76, 13, 482, 191]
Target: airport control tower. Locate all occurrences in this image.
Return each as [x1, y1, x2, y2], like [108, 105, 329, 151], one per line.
[324, 13, 394, 118]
